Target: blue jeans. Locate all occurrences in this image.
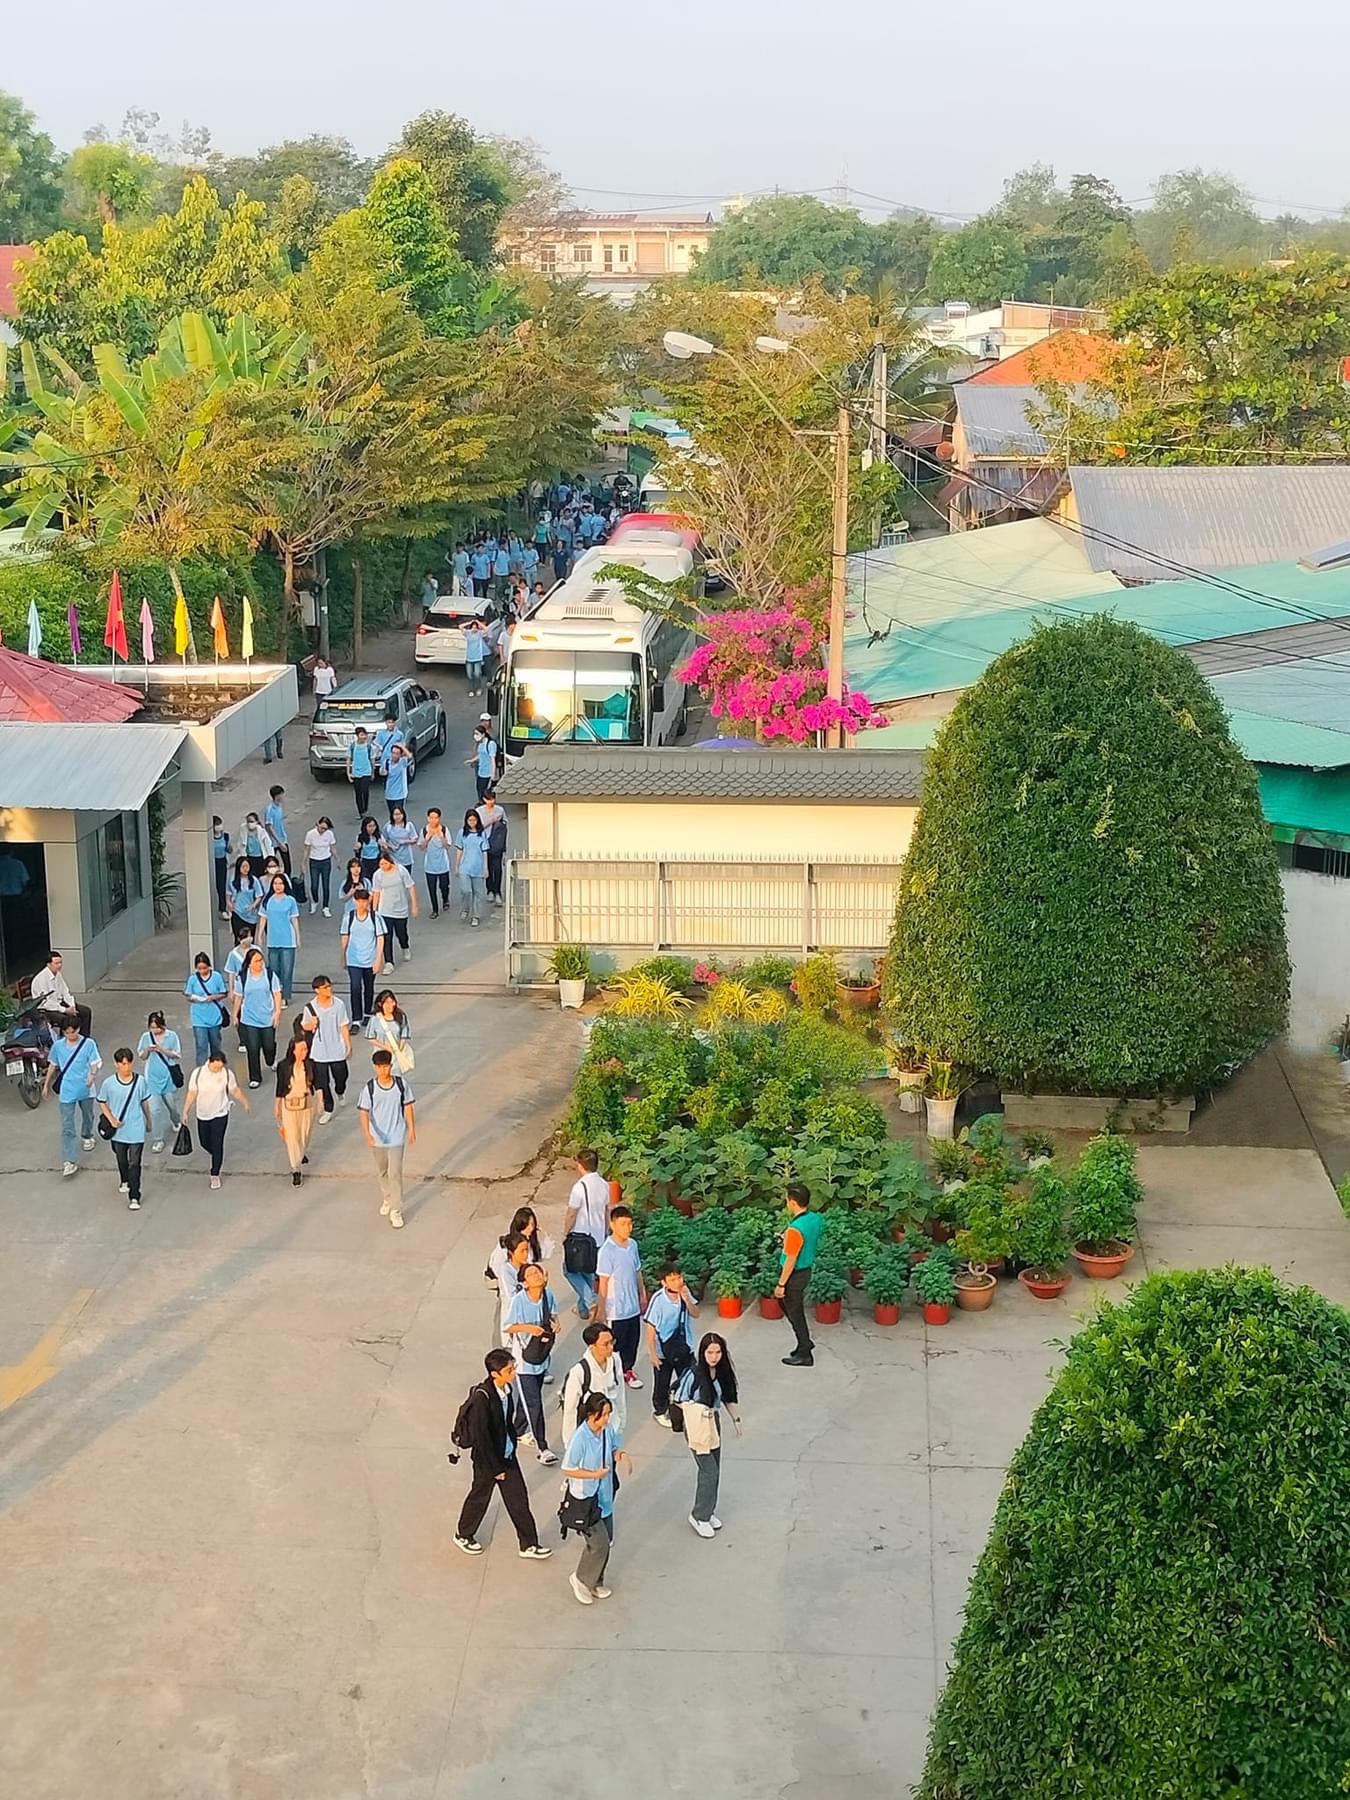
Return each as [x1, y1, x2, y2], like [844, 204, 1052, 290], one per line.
[59, 1097, 96, 1162]
[310, 861, 331, 908]
[267, 945, 296, 1001]
[564, 1268, 597, 1316]
[192, 1023, 222, 1065]
[459, 872, 486, 921]
[149, 1087, 182, 1144]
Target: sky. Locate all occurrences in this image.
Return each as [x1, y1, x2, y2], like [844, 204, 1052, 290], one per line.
[12, 0, 1350, 221]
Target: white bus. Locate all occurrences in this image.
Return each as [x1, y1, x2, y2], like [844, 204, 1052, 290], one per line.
[494, 543, 698, 753]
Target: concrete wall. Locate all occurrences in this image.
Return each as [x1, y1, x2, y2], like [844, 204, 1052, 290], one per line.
[1282, 868, 1350, 1050]
[0, 804, 153, 989]
[523, 798, 918, 860]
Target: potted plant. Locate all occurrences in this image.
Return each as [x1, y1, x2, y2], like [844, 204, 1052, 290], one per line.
[548, 942, 593, 1010]
[837, 959, 881, 1012]
[887, 1041, 927, 1113]
[749, 1254, 784, 1319]
[928, 1136, 971, 1193]
[953, 1179, 1016, 1280]
[807, 1252, 849, 1324]
[955, 1264, 997, 1310]
[1018, 1128, 1055, 1169]
[913, 1246, 957, 1325]
[863, 1245, 908, 1325]
[711, 1255, 748, 1319]
[790, 951, 839, 1017]
[1068, 1133, 1141, 1279]
[1017, 1168, 1072, 1300]
[924, 1059, 964, 1141]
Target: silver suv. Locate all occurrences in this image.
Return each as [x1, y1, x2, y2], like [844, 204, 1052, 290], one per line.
[308, 675, 448, 779]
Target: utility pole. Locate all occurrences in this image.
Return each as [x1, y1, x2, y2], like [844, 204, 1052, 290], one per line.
[827, 403, 850, 749]
[869, 333, 888, 546]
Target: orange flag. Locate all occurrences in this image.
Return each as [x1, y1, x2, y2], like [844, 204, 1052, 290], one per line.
[209, 595, 229, 658]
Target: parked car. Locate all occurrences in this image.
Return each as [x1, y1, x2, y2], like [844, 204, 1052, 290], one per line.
[308, 676, 447, 780]
[415, 591, 495, 667]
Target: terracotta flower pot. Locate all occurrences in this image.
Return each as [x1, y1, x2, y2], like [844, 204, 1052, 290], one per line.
[608, 1177, 622, 1208]
[813, 1297, 843, 1324]
[671, 1195, 694, 1218]
[758, 1295, 784, 1320]
[716, 1294, 743, 1319]
[955, 1271, 996, 1311]
[849, 1266, 864, 1288]
[837, 982, 881, 1012]
[872, 1301, 901, 1326]
[1072, 1241, 1136, 1280]
[1018, 1268, 1070, 1300]
[922, 1301, 951, 1325]
[928, 1220, 955, 1245]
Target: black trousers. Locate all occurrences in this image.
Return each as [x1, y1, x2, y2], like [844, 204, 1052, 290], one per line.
[611, 1314, 641, 1376]
[197, 1115, 228, 1176]
[782, 1268, 813, 1357]
[517, 1371, 549, 1450]
[427, 870, 450, 915]
[486, 851, 504, 899]
[275, 845, 292, 875]
[653, 1354, 687, 1417]
[380, 916, 409, 962]
[214, 858, 228, 912]
[240, 1023, 276, 1086]
[112, 1138, 144, 1200]
[352, 777, 371, 815]
[348, 965, 375, 1024]
[312, 1058, 348, 1111]
[456, 1456, 539, 1549]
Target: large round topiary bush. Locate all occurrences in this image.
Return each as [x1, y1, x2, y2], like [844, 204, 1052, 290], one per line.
[885, 615, 1288, 1095]
[919, 1268, 1350, 1799]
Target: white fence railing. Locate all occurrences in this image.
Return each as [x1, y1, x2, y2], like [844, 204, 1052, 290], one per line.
[506, 855, 901, 981]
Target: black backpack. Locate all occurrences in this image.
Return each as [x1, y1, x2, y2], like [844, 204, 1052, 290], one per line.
[451, 1382, 485, 1452]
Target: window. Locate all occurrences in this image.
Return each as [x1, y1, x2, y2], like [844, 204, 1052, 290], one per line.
[1282, 839, 1350, 880]
[603, 245, 614, 272]
[617, 243, 629, 263]
[80, 811, 141, 937]
[573, 244, 592, 264]
[408, 684, 428, 707]
[538, 244, 557, 273]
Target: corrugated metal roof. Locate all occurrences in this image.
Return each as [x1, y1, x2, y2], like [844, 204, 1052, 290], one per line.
[955, 385, 1110, 459]
[0, 722, 185, 808]
[494, 746, 924, 802]
[1068, 466, 1350, 582]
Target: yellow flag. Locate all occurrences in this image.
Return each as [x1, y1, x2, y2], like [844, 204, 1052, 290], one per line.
[173, 593, 191, 655]
[241, 595, 255, 661]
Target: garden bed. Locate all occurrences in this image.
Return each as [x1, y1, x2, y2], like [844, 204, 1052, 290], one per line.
[1001, 1092, 1195, 1134]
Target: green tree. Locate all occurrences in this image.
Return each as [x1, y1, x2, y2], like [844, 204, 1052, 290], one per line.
[63, 141, 157, 235]
[925, 219, 1029, 306]
[919, 1268, 1350, 1799]
[358, 159, 469, 335]
[387, 111, 513, 267]
[0, 91, 62, 239]
[866, 212, 938, 296]
[884, 616, 1289, 1094]
[212, 134, 372, 216]
[693, 193, 876, 289]
[1134, 167, 1271, 269]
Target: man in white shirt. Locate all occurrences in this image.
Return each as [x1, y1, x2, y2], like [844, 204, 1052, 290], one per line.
[30, 952, 91, 1035]
[299, 974, 353, 1122]
[357, 1049, 415, 1229]
[596, 1206, 647, 1390]
[562, 1148, 611, 1321]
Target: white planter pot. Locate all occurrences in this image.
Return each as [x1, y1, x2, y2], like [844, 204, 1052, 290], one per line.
[1028, 1153, 1051, 1169]
[897, 1086, 924, 1115]
[558, 978, 587, 1010]
[926, 1095, 959, 1141]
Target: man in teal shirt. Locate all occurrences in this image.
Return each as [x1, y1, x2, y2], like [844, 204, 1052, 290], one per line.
[775, 1181, 822, 1367]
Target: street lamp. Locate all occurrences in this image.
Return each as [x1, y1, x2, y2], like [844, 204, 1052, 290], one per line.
[663, 331, 852, 748]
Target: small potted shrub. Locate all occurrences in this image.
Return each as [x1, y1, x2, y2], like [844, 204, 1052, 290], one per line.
[549, 942, 593, 1009]
[837, 958, 881, 1012]
[1017, 1167, 1072, 1299]
[1018, 1128, 1054, 1169]
[953, 1180, 1016, 1293]
[807, 1252, 849, 1324]
[928, 1136, 971, 1195]
[749, 1254, 783, 1319]
[864, 1245, 908, 1325]
[913, 1246, 957, 1325]
[1069, 1133, 1141, 1279]
[791, 951, 839, 1016]
[712, 1255, 748, 1319]
[887, 1040, 927, 1113]
[924, 1059, 964, 1141]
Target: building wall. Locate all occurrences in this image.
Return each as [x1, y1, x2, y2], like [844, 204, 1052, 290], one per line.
[509, 219, 711, 282]
[523, 798, 917, 860]
[1282, 868, 1350, 1049]
[0, 804, 153, 989]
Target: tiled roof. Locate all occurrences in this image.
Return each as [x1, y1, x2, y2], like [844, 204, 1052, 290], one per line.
[494, 746, 924, 802]
[0, 245, 32, 320]
[0, 647, 144, 724]
[968, 331, 1115, 387]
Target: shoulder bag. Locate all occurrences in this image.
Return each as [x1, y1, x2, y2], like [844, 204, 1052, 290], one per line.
[51, 1035, 86, 1099]
[374, 1012, 414, 1073]
[153, 1043, 185, 1089]
[564, 1230, 599, 1276]
[658, 1300, 692, 1366]
[98, 1077, 139, 1141]
[195, 973, 231, 1030]
[521, 1296, 556, 1366]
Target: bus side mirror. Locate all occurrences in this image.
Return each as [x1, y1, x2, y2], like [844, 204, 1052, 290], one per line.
[650, 683, 666, 714]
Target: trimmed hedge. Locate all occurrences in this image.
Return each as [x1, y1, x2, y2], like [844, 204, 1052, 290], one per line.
[919, 1268, 1350, 1799]
[885, 616, 1289, 1094]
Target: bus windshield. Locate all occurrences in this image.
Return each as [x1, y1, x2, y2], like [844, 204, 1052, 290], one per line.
[507, 649, 642, 744]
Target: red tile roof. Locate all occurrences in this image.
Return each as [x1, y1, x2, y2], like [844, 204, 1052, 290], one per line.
[0, 245, 32, 320]
[0, 646, 144, 723]
[968, 331, 1116, 387]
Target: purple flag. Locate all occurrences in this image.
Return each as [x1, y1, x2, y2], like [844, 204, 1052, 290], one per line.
[67, 603, 82, 660]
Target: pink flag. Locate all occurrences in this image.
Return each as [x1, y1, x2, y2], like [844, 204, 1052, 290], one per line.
[139, 598, 155, 663]
[67, 604, 82, 660]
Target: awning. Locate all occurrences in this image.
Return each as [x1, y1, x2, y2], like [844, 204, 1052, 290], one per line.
[0, 722, 185, 810]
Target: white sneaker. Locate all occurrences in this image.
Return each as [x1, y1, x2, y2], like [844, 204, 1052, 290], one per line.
[710, 1515, 723, 1531]
[390, 1211, 404, 1229]
[537, 1448, 558, 1466]
[118, 1182, 129, 1195]
[62, 1161, 77, 1178]
[569, 1573, 594, 1606]
[652, 1412, 673, 1430]
[403, 950, 411, 962]
[379, 1197, 391, 1216]
[323, 906, 331, 918]
[591, 1584, 612, 1599]
[337, 1093, 347, 1107]
[248, 1080, 260, 1090]
[150, 1140, 164, 1154]
[309, 901, 318, 914]
[210, 1175, 222, 1190]
[128, 1196, 140, 1210]
[518, 1544, 553, 1559]
[319, 1112, 332, 1125]
[82, 1137, 96, 1151]
[689, 1515, 715, 1539]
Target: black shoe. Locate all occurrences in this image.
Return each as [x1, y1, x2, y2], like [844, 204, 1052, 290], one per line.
[302, 1154, 309, 1164]
[781, 1353, 814, 1367]
[292, 1171, 302, 1186]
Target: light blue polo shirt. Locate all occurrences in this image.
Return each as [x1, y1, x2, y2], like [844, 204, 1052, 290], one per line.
[231, 876, 265, 923]
[239, 967, 281, 1027]
[644, 1288, 695, 1353]
[454, 829, 487, 879]
[137, 1029, 182, 1096]
[474, 737, 497, 779]
[503, 1286, 560, 1377]
[263, 893, 299, 948]
[372, 725, 404, 772]
[596, 1236, 642, 1322]
[184, 969, 227, 1026]
[98, 1072, 149, 1144]
[563, 1422, 616, 1517]
[51, 1033, 101, 1100]
[264, 802, 288, 848]
[344, 911, 380, 969]
[357, 1072, 414, 1145]
[423, 827, 451, 876]
[383, 757, 410, 803]
[349, 740, 374, 778]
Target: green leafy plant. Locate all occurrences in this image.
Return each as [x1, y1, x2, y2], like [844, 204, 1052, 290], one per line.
[1017, 1168, 1071, 1276]
[953, 1179, 1020, 1267]
[636, 1206, 688, 1267]
[1018, 1128, 1055, 1162]
[152, 865, 182, 930]
[838, 959, 879, 990]
[622, 955, 695, 991]
[792, 951, 839, 1016]
[740, 954, 800, 992]
[708, 1130, 776, 1209]
[1338, 1173, 1350, 1223]
[608, 972, 692, 1022]
[912, 1246, 957, 1306]
[886, 616, 1290, 1097]
[1068, 1132, 1142, 1252]
[702, 979, 788, 1027]
[748, 1251, 782, 1299]
[929, 1138, 972, 1185]
[801, 1088, 888, 1143]
[806, 1251, 849, 1305]
[918, 1268, 1350, 1799]
[711, 1253, 749, 1300]
[548, 942, 593, 982]
[863, 1244, 909, 1307]
[926, 1059, 964, 1101]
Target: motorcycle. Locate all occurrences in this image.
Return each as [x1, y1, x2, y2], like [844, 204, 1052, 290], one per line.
[3, 1005, 50, 1109]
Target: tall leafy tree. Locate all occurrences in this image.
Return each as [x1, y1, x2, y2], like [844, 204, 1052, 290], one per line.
[694, 194, 876, 289]
[0, 91, 62, 239]
[1133, 168, 1272, 270]
[212, 134, 373, 216]
[925, 219, 1029, 307]
[387, 111, 513, 267]
[359, 159, 469, 335]
[63, 141, 157, 235]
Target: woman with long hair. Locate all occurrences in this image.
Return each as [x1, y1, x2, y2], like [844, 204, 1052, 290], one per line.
[366, 988, 413, 1073]
[303, 814, 337, 917]
[234, 945, 282, 1089]
[227, 855, 266, 944]
[338, 856, 365, 923]
[355, 815, 383, 882]
[273, 1030, 319, 1186]
[136, 1009, 184, 1153]
[454, 807, 488, 926]
[382, 803, 418, 873]
[420, 806, 453, 919]
[676, 1333, 742, 1539]
[260, 871, 301, 1003]
[183, 1047, 250, 1189]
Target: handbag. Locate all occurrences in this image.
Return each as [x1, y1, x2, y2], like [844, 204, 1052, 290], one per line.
[521, 1299, 556, 1366]
[558, 1490, 600, 1538]
[98, 1076, 138, 1141]
[194, 973, 231, 1030]
[154, 1045, 185, 1089]
[564, 1231, 598, 1276]
[658, 1301, 692, 1366]
[374, 1013, 415, 1074]
[171, 1121, 194, 1156]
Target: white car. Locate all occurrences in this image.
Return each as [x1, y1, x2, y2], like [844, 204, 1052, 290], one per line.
[415, 592, 494, 666]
